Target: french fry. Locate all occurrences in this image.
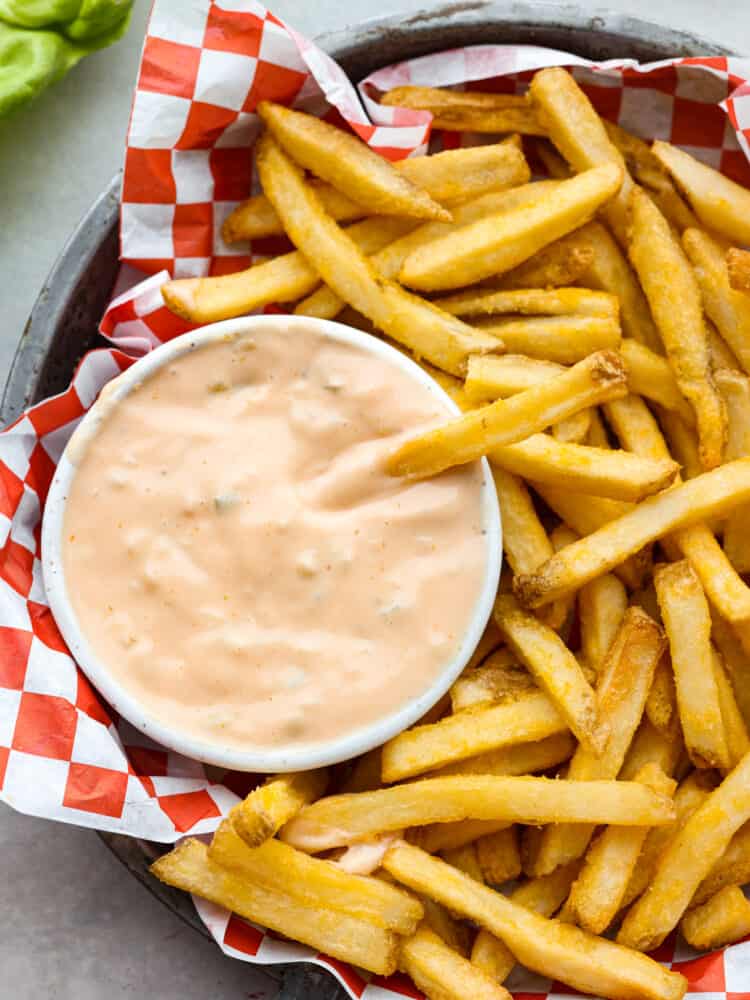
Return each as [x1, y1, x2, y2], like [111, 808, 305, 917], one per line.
[259, 101, 449, 221]
[465, 618, 504, 673]
[514, 459, 750, 609]
[652, 140, 750, 245]
[712, 647, 750, 770]
[708, 324, 742, 371]
[645, 655, 678, 737]
[530, 608, 665, 876]
[498, 229, 595, 289]
[620, 717, 684, 782]
[682, 885, 750, 951]
[490, 467, 555, 582]
[450, 647, 533, 712]
[443, 843, 485, 883]
[437, 286, 617, 319]
[494, 593, 604, 752]
[728, 247, 750, 293]
[381, 689, 568, 783]
[579, 573, 628, 678]
[576, 221, 662, 352]
[231, 770, 327, 848]
[648, 184, 702, 233]
[528, 68, 633, 246]
[255, 135, 501, 376]
[338, 747, 383, 794]
[381, 85, 544, 135]
[384, 842, 687, 1000]
[567, 763, 676, 934]
[585, 408, 610, 447]
[412, 819, 513, 856]
[420, 897, 472, 956]
[618, 749, 750, 952]
[387, 350, 627, 479]
[400, 163, 623, 291]
[151, 839, 399, 975]
[209, 822, 421, 933]
[476, 827, 522, 885]
[553, 408, 592, 443]
[694, 820, 750, 906]
[683, 228, 750, 376]
[548, 523, 580, 635]
[400, 924, 512, 1000]
[223, 143, 531, 241]
[475, 314, 621, 364]
[716, 369, 750, 573]
[492, 435, 678, 502]
[161, 215, 413, 323]
[430, 733, 576, 779]
[628, 187, 726, 469]
[654, 561, 730, 771]
[620, 339, 695, 423]
[280, 775, 675, 852]
[711, 612, 750, 730]
[465, 354, 564, 401]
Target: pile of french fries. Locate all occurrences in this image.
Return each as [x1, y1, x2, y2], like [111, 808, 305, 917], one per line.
[153, 68, 750, 999]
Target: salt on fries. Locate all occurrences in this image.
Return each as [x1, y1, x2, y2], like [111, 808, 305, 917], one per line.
[152, 66, 750, 1000]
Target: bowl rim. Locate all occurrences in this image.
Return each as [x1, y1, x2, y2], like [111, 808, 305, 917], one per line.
[41, 313, 502, 773]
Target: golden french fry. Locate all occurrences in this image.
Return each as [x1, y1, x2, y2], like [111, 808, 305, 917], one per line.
[231, 770, 327, 848]
[443, 843, 485, 883]
[498, 229, 595, 289]
[652, 140, 750, 245]
[618, 749, 750, 951]
[654, 561, 730, 770]
[528, 68, 632, 246]
[259, 101, 449, 220]
[709, 324, 741, 371]
[492, 434, 678, 502]
[514, 460, 750, 609]
[716, 369, 750, 573]
[620, 339, 695, 424]
[420, 897, 472, 956]
[585, 408, 610, 447]
[567, 763, 676, 935]
[712, 647, 750, 770]
[491, 467, 555, 580]
[494, 593, 604, 752]
[450, 648, 531, 712]
[683, 228, 750, 376]
[694, 820, 750, 906]
[400, 163, 623, 291]
[255, 135, 501, 376]
[223, 142, 531, 241]
[436, 286, 617, 319]
[579, 573, 628, 678]
[384, 842, 687, 1000]
[280, 775, 675, 852]
[620, 718, 684, 782]
[648, 184, 702, 233]
[628, 187, 726, 469]
[728, 247, 750, 293]
[682, 885, 750, 951]
[645, 655, 678, 737]
[209, 821, 421, 932]
[381, 85, 544, 135]
[476, 827, 522, 885]
[536, 139, 573, 179]
[400, 923, 512, 1000]
[598, 119, 667, 188]
[152, 840, 399, 975]
[474, 314, 621, 364]
[711, 612, 750, 731]
[430, 733, 576, 780]
[552, 409, 592, 444]
[388, 350, 627, 479]
[411, 819, 513, 856]
[530, 607, 665, 876]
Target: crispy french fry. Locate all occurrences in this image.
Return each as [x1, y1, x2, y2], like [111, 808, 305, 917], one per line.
[655, 561, 730, 771]
[492, 435, 678, 502]
[381, 85, 544, 135]
[708, 324, 741, 371]
[645, 655, 678, 737]
[683, 228, 750, 376]
[514, 460, 750, 609]
[255, 135, 501, 376]
[400, 163, 623, 291]
[548, 523, 580, 634]
[494, 593, 604, 752]
[152, 840, 399, 975]
[579, 573, 628, 678]
[530, 608, 665, 876]
[259, 101, 449, 221]
[231, 770, 327, 848]
[450, 648, 532, 712]
[536, 139, 573, 179]
[437, 286, 617, 319]
[280, 775, 675, 852]
[223, 143, 531, 241]
[567, 763, 676, 934]
[620, 718, 684, 782]
[381, 689, 568, 783]
[620, 339, 695, 423]
[475, 314, 621, 364]
[628, 187, 726, 469]
[648, 184, 702, 233]
[443, 843, 485, 883]
[431, 733, 576, 780]
[400, 923, 512, 1000]
[728, 247, 750, 293]
[652, 141, 750, 245]
[161, 215, 413, 323]
[498, 229, 595, 289]
[209, 821, 421, 932]
[716, 369, 750, 573]
[619, 749, 750, 951]
[552, 408, 592, 443]
[682, 885, 750, 951]
[712, 647, 750, 770]
[412, 819, 513, 856]
[388, 350, 627, 479]
[711, 612, 750, 731]
[420, 897, 472, 956]
[384, 842, 687, 1000]
[585, 408, 610, 447]
[491, 467, 555, 582]
[476, 827, 522, 885]
[694, 820, 750, 906]
[528, 68, 632, 246]
[465, 354, 564, 401]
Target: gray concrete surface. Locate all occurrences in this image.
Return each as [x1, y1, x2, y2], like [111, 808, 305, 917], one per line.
[0, 1, 748, 997]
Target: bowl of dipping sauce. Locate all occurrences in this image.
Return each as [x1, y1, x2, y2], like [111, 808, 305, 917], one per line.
[42, 315, 501, 772]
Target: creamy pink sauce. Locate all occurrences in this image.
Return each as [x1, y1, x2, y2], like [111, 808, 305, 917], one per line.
[62, 323, 488, 751]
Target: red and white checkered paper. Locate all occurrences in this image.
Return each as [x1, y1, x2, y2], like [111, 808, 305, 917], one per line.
[3, 1, 750, 996]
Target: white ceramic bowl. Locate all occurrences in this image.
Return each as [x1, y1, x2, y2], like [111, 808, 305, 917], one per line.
[42, 315, 502, 772]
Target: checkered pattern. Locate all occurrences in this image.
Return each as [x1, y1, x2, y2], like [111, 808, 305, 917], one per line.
[3, 2, 750, 995]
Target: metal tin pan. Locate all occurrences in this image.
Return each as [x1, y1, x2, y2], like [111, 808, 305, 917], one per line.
[1, 4, 732, 997]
